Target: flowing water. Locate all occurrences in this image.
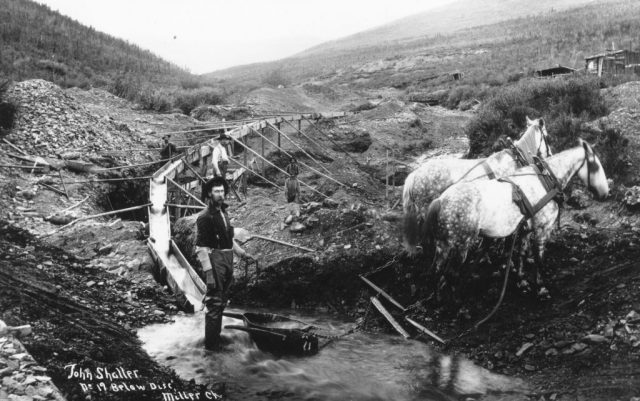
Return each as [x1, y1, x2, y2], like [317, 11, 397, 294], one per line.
[138, 309, 527, 401]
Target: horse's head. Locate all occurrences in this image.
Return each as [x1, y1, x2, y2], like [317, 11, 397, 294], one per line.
[577, 139, 609, 200]
[525, 116, 552, 158]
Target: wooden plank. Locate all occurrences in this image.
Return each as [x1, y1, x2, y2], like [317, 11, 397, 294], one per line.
[1, 138, 28, 155]
[0, 164, 46, 172]
[405, 317, 445, 344]
[166, 177, 207, 207]
[170, 239, 206, 296]
[370, 297, 410, 339]
[360, 275, 407, 312]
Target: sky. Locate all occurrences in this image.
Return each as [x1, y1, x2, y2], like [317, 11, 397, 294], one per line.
[34, 0, 457, 74]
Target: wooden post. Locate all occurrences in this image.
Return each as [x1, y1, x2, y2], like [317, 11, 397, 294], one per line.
[242, 135, 248, 196]
[298, 119, 301, 131]
[200, 154, 210, 178]
[277, 123, 281, 148]
[385, 149, 389, 207]
[391, 150, 396, 204]
[261, 128, 265, 175]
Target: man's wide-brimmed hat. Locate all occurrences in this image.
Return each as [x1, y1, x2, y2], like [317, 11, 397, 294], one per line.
[219, 133, 231, 141]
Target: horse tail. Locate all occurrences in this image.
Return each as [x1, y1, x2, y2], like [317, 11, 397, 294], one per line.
[423, 198, 441, 257]
[402, 172, 422, 254]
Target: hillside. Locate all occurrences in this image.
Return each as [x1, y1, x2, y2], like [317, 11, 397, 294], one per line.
[298, 0, 594, 57]
[206, 0, 640, 92]
[0, 0, 193, 89]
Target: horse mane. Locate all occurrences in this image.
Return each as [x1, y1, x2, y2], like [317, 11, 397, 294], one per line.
[514, 122, 540, 164]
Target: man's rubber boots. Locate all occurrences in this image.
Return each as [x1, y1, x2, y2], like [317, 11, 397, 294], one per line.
[204, 293, 224, 350]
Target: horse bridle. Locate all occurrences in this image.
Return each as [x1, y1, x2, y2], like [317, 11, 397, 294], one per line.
[536, 126, 552, 158]
[576, 145, 599, 196]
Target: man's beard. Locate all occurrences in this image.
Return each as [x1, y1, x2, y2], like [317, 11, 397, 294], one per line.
[208, 197, 224, 209]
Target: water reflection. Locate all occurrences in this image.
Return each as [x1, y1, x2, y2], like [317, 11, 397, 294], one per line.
[138, 309, 526, 401]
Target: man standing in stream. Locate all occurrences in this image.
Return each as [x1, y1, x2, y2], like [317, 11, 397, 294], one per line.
[196, 176, 255, 350]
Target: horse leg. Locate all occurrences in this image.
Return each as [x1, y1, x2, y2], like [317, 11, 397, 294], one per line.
[516, 230, 533, 293]
[531, 230, 552, 299]
[432, 244, 453, 303]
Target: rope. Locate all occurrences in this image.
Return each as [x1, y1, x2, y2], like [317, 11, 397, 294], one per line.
[228, 158, 281, 191]
[97, 155, 182, 171]
[250, 127, 347, 188]
[446, 219, 525, 343]
[282, 119, 335, 161]
[56, 176, 154, 184]
[362, 253, 401, 278]
[228, 136, 330, 199]
[265, 122, 335, 177]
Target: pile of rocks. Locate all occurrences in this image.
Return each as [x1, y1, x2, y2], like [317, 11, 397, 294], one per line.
[5, 79, 140, 161]
[0, 322, 65, 401]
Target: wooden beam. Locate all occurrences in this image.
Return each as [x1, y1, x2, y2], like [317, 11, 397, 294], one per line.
[282, 119, 332, 161]
[249, 127, 345, 188]
[360, 275, 407, 312]
[250, 234, 315, 252]
[166, 177, 207, 207]
[371, 297, 410, 339]
[228, 136, 329, 199]
[1, 138, 28, 155]
[405, 317, 445, 344]
[266, 121, 334, 177]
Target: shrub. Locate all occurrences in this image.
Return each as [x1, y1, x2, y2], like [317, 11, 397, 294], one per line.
[174, 87, 225, 115]
[466, 75, 608, 157]
[138, 88, 172, 112]
[261, 69, 290, 88]
[36, 59, 68, 76]
[109, 74, 141, 100]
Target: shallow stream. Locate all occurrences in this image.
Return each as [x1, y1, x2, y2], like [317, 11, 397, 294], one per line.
[138, 309, 526, 401]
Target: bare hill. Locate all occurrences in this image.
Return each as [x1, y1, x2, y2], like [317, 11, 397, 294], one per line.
[298, 0, 595, 57]
[207, 0, 640, 96]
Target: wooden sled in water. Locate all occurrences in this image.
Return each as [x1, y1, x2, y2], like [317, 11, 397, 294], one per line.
[223, 312, 320, 356]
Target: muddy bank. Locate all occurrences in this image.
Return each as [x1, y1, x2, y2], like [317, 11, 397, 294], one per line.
[229, 196, 640, 400]
[0, 221, 223, 401]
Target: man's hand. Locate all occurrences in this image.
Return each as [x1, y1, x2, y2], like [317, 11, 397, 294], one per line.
[205, 270, 216, 290]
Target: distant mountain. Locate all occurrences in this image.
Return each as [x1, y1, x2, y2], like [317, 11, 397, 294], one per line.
[205, 0, 640, 92]
[297, 0, 596, 57]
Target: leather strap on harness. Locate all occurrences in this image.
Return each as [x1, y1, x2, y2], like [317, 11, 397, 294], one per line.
[498, 158, 564, 224]
[498, 177, 535, 219]
[505, 137, 530, 167]
[482, 161, 496, 179]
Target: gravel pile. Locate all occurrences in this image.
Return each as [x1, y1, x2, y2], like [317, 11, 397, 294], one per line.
[5, 79, 140, 160]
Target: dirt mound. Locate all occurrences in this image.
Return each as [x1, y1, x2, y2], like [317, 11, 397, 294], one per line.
[189, 104, 254, 122]
[5, 80, 141, 159]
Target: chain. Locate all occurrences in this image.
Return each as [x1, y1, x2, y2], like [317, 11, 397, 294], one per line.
[363, 253, 401, 278]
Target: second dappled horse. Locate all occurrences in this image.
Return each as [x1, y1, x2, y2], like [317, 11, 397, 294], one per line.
[422, 140, 609, 296]
[403, 117, 551, 253]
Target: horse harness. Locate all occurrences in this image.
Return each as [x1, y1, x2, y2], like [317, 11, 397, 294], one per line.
[504, 137, 532, 167]
[498, 156, 564, 224]
[460, 136, 542, 184]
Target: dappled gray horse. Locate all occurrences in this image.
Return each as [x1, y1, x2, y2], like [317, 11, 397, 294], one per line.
[403, 117, 551, 254]
[423, 140, 609, 296]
